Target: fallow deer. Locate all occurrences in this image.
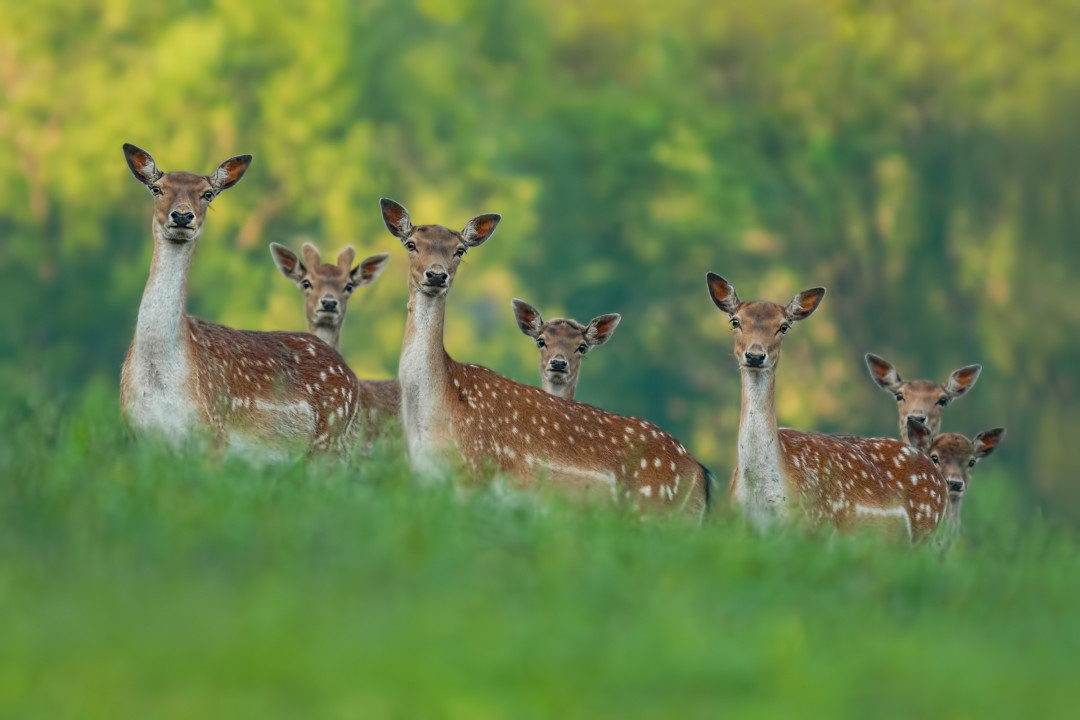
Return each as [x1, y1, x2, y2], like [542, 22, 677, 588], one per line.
[269, 241, 400, 437]
[864, 353, 981, 444]
[510, 298, 620, 401]
[707, 273, 947, 540]
[383, 198, 711, 516]
[120, 144, 361, 458]
[915, 428, 1005, 546]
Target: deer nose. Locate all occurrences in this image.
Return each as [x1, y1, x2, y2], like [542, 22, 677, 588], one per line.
[907, 412, 927, 425]
[320, 298, 338, 311]
[170, 210, 195, 227]
[947, 480, 964, 493]
[425, 269, 449, 286]
[744, 346, 766, 367]
[549, 357, 568, 372]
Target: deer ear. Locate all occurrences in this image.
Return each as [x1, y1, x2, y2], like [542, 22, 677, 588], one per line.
[946, 364, 982, 399]
[461, 213, 501, 247]
[706, 273, 739, 315]
[786, 287, 826, 322]
[336, 246, 357, 271]
[301, 242, 321, 270]
[511, 299, 543, 338]
[352, 252, 390, 286]
[208, 154, 252, 193]
[380, 198, 413, 239]
[585, 313, 621, 347]
[973, 428, 1005, 459]
[269, 243, 306, 282]
[865, 353, 903, 393]
[906, 417, 934, 453]
[123, 143, 163, 186]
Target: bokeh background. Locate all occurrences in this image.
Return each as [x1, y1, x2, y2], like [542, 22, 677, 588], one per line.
[2, 0, 1077, 521]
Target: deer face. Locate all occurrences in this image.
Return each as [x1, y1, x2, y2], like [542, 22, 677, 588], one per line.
[123, 143, 251, 245]
[706, 273, 825, 371]
[926, 429, 1005, 498]
[511, 299, 620, 396]
[380, 198, 500, 299]
[865, 354, 982, 438]
[270, 242, 389, 337]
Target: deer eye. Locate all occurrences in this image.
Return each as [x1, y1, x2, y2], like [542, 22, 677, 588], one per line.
[968, 459, 976, 468]
[778, 324, 790, 335]
[150, 186, 162, 196]
[203, 190, 214, 201]
[536, 338, 546, 348]
[405, 241, 417, 252]
[730, 318, 740, 329]
[937, 396, 949, 407]
[454, 247, 466, 258]
[930, 455, 939, 465]
[577, 344, 588, 354]
[344, 283, 355, 294]
[301, 280, 312, 290]
[894, 393, 904, 402]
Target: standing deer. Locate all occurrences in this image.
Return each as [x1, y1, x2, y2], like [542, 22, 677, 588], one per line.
[120, 143, 360, 458]
[510, 299, 620, 401]
[916, 428, 1005, 546]
[269, 241, 400, 437]
[382, 198, 711, 515]
[707, 273, 947, 539]
[864, 353, 981, 444]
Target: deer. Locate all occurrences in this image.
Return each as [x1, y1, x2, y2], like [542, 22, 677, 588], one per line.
[510, 299, 621, 401]
[706, 273, 948, 540]
[120, 143, 361, 459]
[381, 198, 712, 516]
[864, 353, 981, 444]
[915, 428, 1005, 547]
[269, 241, 400, 438]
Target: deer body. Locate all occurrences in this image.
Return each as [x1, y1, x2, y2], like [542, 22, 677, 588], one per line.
[511, 299, 620, 401]
[120, 144, 360, 457]
[385, 199, 710, 514]
[708, 273, 947, 539]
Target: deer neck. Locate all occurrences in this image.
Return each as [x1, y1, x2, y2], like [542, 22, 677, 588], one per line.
[310, 322, 341, 349]
[398, 288, 452, 473]
[543, 376, 577, 401]
[736, 366, 789, 528]
[123, 237, 198, 437]
[939, 494, 963, 547]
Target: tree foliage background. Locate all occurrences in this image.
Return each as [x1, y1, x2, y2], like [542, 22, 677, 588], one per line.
[2, 0, 1077, 520]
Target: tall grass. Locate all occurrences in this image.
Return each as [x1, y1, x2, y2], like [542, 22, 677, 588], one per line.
[1, 377, 1077, 718]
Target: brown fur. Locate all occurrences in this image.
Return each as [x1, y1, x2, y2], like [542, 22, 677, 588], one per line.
[864, 353, 981, 442]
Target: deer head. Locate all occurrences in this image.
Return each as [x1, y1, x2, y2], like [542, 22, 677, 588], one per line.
[123, 143, 251, 246]
[511, 299, 620, 400]
[864, 354, 982, 440]
[269, 241, 390, 348]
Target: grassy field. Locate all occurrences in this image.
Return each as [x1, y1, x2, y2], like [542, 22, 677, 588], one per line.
[1, 379, 1077, 719]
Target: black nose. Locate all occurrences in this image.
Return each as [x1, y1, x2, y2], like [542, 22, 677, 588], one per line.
[744, 348, 766, 367]
[170, 210, 194, 227]
[908, 413, 927, 424]
[320, 298, 338, 311]
[425, 270, 448, 286]
[549, 358, 568, 372]
[947, 481, 964, 493]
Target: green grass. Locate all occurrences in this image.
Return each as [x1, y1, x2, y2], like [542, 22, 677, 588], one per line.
[1, 378, 1078, 719]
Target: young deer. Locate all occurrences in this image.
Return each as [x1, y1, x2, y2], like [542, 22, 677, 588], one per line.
[120, 144, 361, 458]
[915, 428, 1005, 546]
[269, 242, 390, 350]
[864, 353, 981, 443]
[383, 198, 711, 515]
[510, 299, 621, 401]
[707, 273, 947, 539]
[269, 241, 400, 438]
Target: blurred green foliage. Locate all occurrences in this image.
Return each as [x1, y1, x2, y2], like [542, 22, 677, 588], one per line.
[1, 0, 1078, 518]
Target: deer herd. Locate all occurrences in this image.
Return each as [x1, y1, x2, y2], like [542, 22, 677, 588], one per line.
[119, 144, 1005, 546]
